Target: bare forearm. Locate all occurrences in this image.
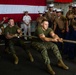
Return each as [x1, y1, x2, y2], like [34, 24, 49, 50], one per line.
[41, 37, 56, 42]
[52, 34, 59, 39]
[6, 34, 17, 39]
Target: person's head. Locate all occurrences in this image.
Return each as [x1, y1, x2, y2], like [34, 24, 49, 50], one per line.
[73, 7, 76, 11]
[56, 9, 63, 17]
[8, 18, 15, 27]
[41, 19, 49, 30]
[68, 4, 72, 11]
[72, 4, 76, 11]
[39, 13, 43, 17]
[24, 11, 28, 15]
[52, 8, 57, 15]
[38, 11, 43, 17]
[48, 4, 54, 11]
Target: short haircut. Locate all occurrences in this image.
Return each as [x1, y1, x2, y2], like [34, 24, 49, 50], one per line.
[41, 19, 48, 23]
[8, 18, 14, 21]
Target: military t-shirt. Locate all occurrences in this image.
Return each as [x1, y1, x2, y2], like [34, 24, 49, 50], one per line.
[4, 25, 20, 35]
[33, 26, 53, 42]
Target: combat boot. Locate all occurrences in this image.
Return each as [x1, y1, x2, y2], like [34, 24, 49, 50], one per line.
[28, 51, 34, 62]
[58, 59, 69, 70]
[13, 54, 19, 64]
[46, 64, 55, 75]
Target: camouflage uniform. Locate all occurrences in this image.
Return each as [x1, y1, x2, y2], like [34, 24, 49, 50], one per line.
[31, 26, 62, 64]
[4, 25, 29, 54]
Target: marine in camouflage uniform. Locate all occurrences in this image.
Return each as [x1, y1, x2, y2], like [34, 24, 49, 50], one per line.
[31, 19, 69, 75]
[4, 18, 34, 64]
[53, 9, 68, 53]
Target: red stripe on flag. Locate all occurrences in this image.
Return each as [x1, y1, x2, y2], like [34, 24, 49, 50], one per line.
[0, 14, 39, 22]
[0, 0, 46, 6]
[54, 0, 72, 3]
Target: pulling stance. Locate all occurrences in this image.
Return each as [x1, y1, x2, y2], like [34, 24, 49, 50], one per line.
[4, 18, 34, 64]
[31, 19, 69, 75]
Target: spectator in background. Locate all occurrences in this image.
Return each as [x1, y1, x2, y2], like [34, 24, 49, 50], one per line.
[64, 4, 75, 56]
[36, 11, 47, 26]
[66, 4, 74, 32]
[22, 11, 32, 40]
[45, 4, 54, 28]
[53, 9, 68, 53]
[0, 17, 8, 42]
[67, 17, 76, 60]
[0, 17, 8, 25]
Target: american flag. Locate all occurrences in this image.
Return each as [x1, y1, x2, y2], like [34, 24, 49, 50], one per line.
[54, 0, 72, 3]
[0, 0, 46, 22]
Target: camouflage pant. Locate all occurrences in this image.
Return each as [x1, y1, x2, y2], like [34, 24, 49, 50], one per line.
[32, 41, 62, 64]
[7, 38, 29, 54]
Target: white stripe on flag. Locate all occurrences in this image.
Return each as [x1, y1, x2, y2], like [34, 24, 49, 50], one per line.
[0, 4, 46, 14]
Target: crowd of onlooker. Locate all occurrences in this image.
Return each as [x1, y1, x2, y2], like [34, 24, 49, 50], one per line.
[0, 3, 76, 62]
